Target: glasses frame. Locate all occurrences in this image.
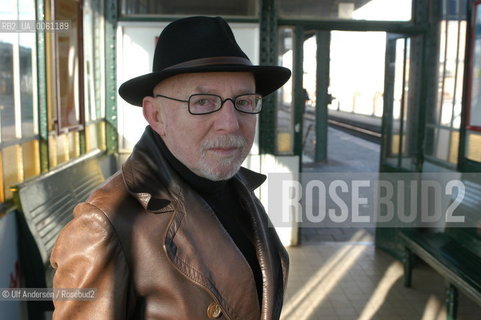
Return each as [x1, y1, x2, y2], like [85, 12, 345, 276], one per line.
[154, 93, 263, 115]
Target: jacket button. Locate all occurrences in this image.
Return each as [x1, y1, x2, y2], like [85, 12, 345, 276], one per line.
[207, 301, 222, 318]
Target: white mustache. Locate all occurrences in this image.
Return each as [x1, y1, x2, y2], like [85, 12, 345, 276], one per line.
[201, 135, 247, 150]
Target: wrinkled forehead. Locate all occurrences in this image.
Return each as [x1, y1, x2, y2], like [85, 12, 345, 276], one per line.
[152, 72, 255, 95]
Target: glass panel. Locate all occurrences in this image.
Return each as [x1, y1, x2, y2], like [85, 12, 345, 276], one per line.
[18, 0, 36, 138]
[438, 21, 461, 126]
[55, 0, 82, 131]
[68, 131, 80, 159]
[433, 20, 447, 126]
[22, 140, 40, 179]
[424, 125, 436, 157]
[302, 35, 316, 154]
[56, 133, 68, 164]
[0, 0, 17, 150]
[0, 151, 3, 202]
[85, 121, 106, 152]
[19, 33, 37, 137]
[453, 21, 466, 129]
[329, 31, 386, 116]
[392, 38, 406, 122]
[388, 38, 408, 158]
[401, 66, 410, 156]
[98, 120, 106, 151]
[390, 134, 400, 155]
[279, 0, 412, 21]
[122, 0, 257, 17]
[466, 131, 481, 162]
[425, 2, 467, 166]
[468, 3, 481, 128]
[2, 145, 23, 200]
[85, 122, 98, 151]
[383, 34, 416, 171]
[46, 131, 81, 166]
[48, 134, 58, 168]
[276, 27, 294, 154]
[435, 128, 450, 161]
[303, 36, 316, 111]
[0, 36, 16, 142]
[449, 130, 459, 164]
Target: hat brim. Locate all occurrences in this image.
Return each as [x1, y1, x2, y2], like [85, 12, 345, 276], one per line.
[118, 65, 291, 107]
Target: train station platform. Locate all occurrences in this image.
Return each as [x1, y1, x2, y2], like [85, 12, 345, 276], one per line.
[280, 127, 480, 320]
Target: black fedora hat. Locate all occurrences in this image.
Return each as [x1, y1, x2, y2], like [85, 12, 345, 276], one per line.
[118, 16, 291, 106]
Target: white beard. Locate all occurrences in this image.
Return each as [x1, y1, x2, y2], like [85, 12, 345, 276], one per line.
[196, 134, 249, 181]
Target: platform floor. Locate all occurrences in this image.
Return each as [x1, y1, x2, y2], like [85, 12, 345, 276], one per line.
[280, 127, 481, 320]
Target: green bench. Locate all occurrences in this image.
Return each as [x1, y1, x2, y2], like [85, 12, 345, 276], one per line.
[12, 152, 105, 320]
[400, 178, 481, 320]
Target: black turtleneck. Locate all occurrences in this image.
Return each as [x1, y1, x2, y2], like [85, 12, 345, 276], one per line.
[150, 127, 263, 304]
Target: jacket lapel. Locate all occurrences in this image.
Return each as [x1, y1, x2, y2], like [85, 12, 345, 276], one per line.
[234, 169, 287, 320]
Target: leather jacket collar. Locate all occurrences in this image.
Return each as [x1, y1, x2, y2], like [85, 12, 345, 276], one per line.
[122, 126, 266, 212]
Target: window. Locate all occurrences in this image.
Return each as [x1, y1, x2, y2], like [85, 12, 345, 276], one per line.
[46, 0, 106, 168]
[278, 0, 412, 21]
[0, 0, 107, 205]
[464, 0, 481, 163]
[83, 0, 106, 152]
[0, 0, 39, 202]
[276, 27, 294, 154]
[51, 0, 84, 134]
[425, 0, 467, 166]
[121, 0, 258, 17]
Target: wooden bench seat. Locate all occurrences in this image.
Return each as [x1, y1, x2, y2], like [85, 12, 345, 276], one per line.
[400, 178, 481, 320]
[12, 152, 105, 320]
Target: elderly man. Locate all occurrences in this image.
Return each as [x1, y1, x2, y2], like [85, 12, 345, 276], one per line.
[51, 16, 290, 319]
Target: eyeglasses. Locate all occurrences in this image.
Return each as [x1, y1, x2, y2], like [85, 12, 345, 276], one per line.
[154, 93, 263, 115]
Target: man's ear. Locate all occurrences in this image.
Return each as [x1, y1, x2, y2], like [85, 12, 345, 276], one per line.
[142, 96, 166, 136]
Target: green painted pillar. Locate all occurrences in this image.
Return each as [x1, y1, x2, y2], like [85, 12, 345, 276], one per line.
[36, 0, 49, 172]
[293, 25, 304, 165]
[259, 0, 278, 154]
[104, 0, 118, 154]
[315, 31, 330, 162]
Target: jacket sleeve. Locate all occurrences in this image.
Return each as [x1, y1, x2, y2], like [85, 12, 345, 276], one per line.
[50, 202, 131, 320]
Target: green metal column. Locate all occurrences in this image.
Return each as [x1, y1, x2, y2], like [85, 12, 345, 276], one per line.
[104, 0, 118, 154]
[315, 31, 330, 162]
[259, 0, 278, 154]
[36, 0, 49, 172]
[293, 25, 304, 164]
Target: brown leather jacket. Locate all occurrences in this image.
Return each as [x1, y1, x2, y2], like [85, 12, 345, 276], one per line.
[50, 128, 289, 320]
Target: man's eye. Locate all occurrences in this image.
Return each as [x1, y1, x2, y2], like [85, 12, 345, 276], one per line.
[237, 99, 250, 106]
[197, 99, 210, 106]
[192, 96, 217, 106]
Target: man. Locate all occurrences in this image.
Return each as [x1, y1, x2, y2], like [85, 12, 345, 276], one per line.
[51, 16, 291, 320]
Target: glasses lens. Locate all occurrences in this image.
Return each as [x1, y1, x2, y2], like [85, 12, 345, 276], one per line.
[235, 94, 262, 113]
[189, 94, 221, 114]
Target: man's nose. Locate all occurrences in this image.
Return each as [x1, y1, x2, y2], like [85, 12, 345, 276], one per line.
[213, 99, 240, 132]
